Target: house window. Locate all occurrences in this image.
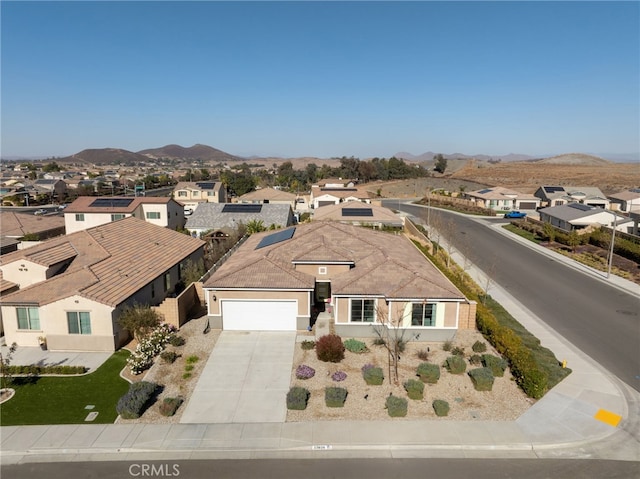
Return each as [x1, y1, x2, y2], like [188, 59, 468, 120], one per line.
[207, 191, 214, 197]
[193, 191, 199, 196]
[75, 213, 85, 221]
[178, 191, 187, 197]
[67, 311, 91, 334]
[318, 266, 327, 275]
[146, 212, 161, 220]
[411, 303, 436, 327]
[16, 307, 40, 330]
[164, 271, 171, 291]
[350, 299, 375, 323]
[111, 214, 125, 221]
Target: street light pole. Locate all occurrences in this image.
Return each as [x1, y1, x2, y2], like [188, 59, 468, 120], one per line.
[607, 210, 617, 279]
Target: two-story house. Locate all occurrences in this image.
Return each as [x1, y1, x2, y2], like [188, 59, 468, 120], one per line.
[173, 181, 227, 214]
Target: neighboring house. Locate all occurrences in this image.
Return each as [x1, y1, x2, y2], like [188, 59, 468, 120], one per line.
[64, 196, 185, 234]
[608, 189, 640, 213]
[0, 211, 66, 243]
[203, 222, 475, 341]
[538, 204, 631, 232]
[465, 186, 540, 211]
[237, 187, 298, 210]
[32, 179, 67, 200]
[534, 186, 610, 208]
[173, 181, 227, 213]
[185, 203, 294, 238]
[310, 185, 372, 209]
[0, 217, 205, 351]
[312, 202, 403, 228]
[315, 178, 356, 188]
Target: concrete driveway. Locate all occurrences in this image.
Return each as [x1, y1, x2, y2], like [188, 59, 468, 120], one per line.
[180, 331, 296, 424]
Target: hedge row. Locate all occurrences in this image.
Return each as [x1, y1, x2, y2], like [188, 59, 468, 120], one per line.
[6, 364, 87, 375]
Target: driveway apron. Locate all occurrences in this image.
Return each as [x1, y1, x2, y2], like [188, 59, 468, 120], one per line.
[180, 331, 296, 424]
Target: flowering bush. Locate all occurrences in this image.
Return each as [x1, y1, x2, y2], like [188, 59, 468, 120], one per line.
[295, 364, 316, 380]
[331, 371, 347, 382]
[127, 323, 177, 375]
[361, 363, 375, 374]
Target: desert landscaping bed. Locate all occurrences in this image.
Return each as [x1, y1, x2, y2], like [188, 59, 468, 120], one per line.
[287, 329, 535, 421]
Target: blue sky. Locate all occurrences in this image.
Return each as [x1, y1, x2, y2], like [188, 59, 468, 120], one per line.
[2, 1, 638, 160]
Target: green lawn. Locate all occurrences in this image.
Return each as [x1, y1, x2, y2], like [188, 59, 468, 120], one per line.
[1, 350, 130, 426]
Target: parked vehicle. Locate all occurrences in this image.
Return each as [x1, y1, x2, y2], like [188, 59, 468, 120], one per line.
[34, 209, 47, 215]
[58, 204, 68, 210]
[504, 211, 527, 219]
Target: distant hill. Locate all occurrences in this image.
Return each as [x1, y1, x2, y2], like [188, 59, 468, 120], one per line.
[530, 153, 611, 166]
[138, 144, 245, 162]
[61, 148, 149, 165]
[395, 151, 535, 162]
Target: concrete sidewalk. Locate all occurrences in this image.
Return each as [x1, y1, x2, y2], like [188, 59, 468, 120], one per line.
[1, 210, 639, 464]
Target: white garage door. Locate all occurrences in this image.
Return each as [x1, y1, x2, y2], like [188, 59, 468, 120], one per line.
[222, 301, 297, 331]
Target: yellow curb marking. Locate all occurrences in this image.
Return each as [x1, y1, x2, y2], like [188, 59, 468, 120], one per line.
[594, 409, 622, 427]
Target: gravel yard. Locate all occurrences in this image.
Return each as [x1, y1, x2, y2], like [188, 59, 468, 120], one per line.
[287, 329, 535, 422]
[122, 319, 533, 423]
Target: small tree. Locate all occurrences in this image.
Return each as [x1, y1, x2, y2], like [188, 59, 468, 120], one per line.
[246, 219, 266, 234]
[181, 258, 205, 285]
[371, 307, 412, 385]
[434, 154, 447, 174]
[542, 222, 556, 243]
[117, 303, 162, 341]
[0, 343, 17, 390]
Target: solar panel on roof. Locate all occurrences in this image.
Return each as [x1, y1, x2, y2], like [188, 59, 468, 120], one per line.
[255, 228, 295, 249]
[543, 186, 565, 193]
[222, 204, 263, 213]
[477, 189, 492, 194]
[195, 182, 215, 189]
[630, 188, 640, 193]
[90, 198, 134, 208]
[342, 207, 373, 217]
[568, 203, 592, 211]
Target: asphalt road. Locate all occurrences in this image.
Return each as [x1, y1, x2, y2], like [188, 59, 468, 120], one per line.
[3, 458, 639, 479]
[388, 201, 640, 392]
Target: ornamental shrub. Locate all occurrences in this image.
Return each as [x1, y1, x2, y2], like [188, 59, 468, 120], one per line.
[403, 379, 424, 400]
[386, 395, 408, 417]
[126, 323, 177, 375]
[286, 386, 310, 410]
[316, 334, 345, 363]
[169, 335, 186, 347]
[331, 370, 347, 382]
[416, 349, 430, 361]
[7, 365, 86, 375]
[116, 381, 158, 419]
[451, 346, 465, 357]
[362, 366, 384, 385]
[442, 340, 452, 352]
[301, 340, 316, 350]
[482, 354, 508, 377]
[469, 354, 483, 366]
[159, 397, 183, 417]
[343, 338, 368, 353]
[160, 351, 178, 364]
[295, 364, 316, 380]
[468, 367, 495, 391]
[416, 362, 440, 384]
[325, 387, 348, 407]
[472, 340, 487, 353]
[445, 355, 467, 374]
[432, 399, 450, 417]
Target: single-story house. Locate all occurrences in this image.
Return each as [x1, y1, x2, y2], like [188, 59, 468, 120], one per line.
[0, 217, 205, 351]
[312, 201, 403, 228]
[173, 181, 227, 213]
[64, 196, 185, 234]
[534, 186, 610, 209]
[608, 189, 640, 213]
[185, 202, 294, 238]
[237, 187, 298, 210]
[538, 204, 631, 232]
[32, 179, 67, 200]
[310, 185, 372, 209]
[203, 222, 475, 341]
[465, 186, 540, 211]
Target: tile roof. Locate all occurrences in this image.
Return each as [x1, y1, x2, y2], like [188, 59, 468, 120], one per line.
[0, 217, 204, 307]
[185, 203, 292, 230]
[65, 196, 174, 214]
[0, 211, 65, 238]
[311, 202, 403, 225]
[608, 190, 640, 201]
[205, 222, 464, 300]
[238, 187, 296, 202]
[311, 186, 372, 199]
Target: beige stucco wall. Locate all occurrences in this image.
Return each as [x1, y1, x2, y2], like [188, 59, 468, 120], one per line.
[65, 212, 124, 234]
[1, 295, 116, 350]
[206, 289, 310, 317]
[0, 260, 48, 288]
